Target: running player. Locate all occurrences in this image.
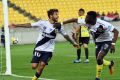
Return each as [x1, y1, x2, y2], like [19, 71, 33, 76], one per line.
[9, 9, 79, 80]
[62, 11, 119, 80]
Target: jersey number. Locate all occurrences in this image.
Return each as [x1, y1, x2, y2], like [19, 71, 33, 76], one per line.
[34, 52, 41, 57]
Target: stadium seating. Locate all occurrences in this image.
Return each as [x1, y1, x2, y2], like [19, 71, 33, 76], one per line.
[0, 0, 120, 27]
[0, 1, 32, 27]
[8, 8, 32, 24]
[0, 2, 3, 26]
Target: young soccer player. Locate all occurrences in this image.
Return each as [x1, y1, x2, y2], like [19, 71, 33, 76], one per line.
[62, 11, 119, 80]
[9, 9, 79, 80]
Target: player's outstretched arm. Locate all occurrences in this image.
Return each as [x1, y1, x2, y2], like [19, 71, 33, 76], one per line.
[62, 18, 78, 25]
[9, 23, 32, 28]
[63, 34, 79, 48]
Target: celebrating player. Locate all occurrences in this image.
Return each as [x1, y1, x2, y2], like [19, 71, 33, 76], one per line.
[9, 9, 79, 80]
[62, 11, 119, 80]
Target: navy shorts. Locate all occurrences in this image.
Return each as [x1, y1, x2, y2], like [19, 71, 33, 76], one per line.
[31, 50, 52, 65]
[79, 37, 90, 44]
[95, 41, 112, 58]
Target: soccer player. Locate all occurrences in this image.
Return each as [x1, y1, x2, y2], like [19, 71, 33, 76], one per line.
[9, 9, 79, 80]
[62, 11, 119, 80]
[72, 8, 90, 63]
[1, 27, 5, 48]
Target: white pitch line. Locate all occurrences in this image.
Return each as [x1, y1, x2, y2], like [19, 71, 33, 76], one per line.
[1, 74, 56, 80]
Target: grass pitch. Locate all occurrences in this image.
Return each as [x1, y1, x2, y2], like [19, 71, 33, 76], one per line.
[0, 41, 120, 80]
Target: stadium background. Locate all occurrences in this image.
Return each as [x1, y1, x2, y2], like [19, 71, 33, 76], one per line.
[0, 0, 120, 80]
[0, 0, 120, 44]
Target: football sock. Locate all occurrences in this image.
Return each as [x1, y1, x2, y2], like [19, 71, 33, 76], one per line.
[35, 72, 40, 78]
[103, 59, 111, 66]
[84, 48, 89, 59]
[96, 64, 103, 78]
[77, 49, 81, 60]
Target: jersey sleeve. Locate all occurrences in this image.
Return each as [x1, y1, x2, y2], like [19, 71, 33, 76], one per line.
[105, 22, 115, 32]
[58, 26, 67, 36]
[31, 20, 44, 29]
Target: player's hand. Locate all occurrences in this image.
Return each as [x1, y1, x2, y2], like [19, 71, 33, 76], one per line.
[110, 44, 115, 53]
[73, 43, 80, 49]
[9, 24, 16, 28]
[53, 22, 61, 30]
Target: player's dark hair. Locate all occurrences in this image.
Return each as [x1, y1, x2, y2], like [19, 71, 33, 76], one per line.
[87, 11, 97, 19]
[79, 8, 85, 13]
[47, 9, 59, 18]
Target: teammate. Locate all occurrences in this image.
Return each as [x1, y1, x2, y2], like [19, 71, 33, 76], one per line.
[62, 11, 119, 80]
[9, 9, 79, 80]
[72, 8, 90, 63]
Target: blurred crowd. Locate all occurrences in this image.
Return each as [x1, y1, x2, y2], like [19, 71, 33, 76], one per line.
[97, 11, 120, 22]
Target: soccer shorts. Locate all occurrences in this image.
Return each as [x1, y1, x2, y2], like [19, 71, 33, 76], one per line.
[31, 50, 52, 65]
[95, 41, 112, 58]
[79, 37, 90, 45]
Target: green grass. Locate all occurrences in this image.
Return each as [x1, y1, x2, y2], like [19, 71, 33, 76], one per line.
[0, 40, 120, 80]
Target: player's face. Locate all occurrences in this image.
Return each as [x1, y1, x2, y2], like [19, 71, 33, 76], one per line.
[85, 15, 96, 25]
[51, 12, 59, 22]
[78, 11, 84, 16]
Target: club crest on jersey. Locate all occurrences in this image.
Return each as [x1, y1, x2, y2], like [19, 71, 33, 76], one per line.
[98, 25, 104, 31]
[96, 25, 105, 33]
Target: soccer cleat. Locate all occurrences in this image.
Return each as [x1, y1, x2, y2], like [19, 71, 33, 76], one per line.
[109, 60, 114, 75]
[32, 76, 38, 80]
[73, 59, 81, 63]
[95, 78, 100, 80]
[84, 59, 89, 63]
